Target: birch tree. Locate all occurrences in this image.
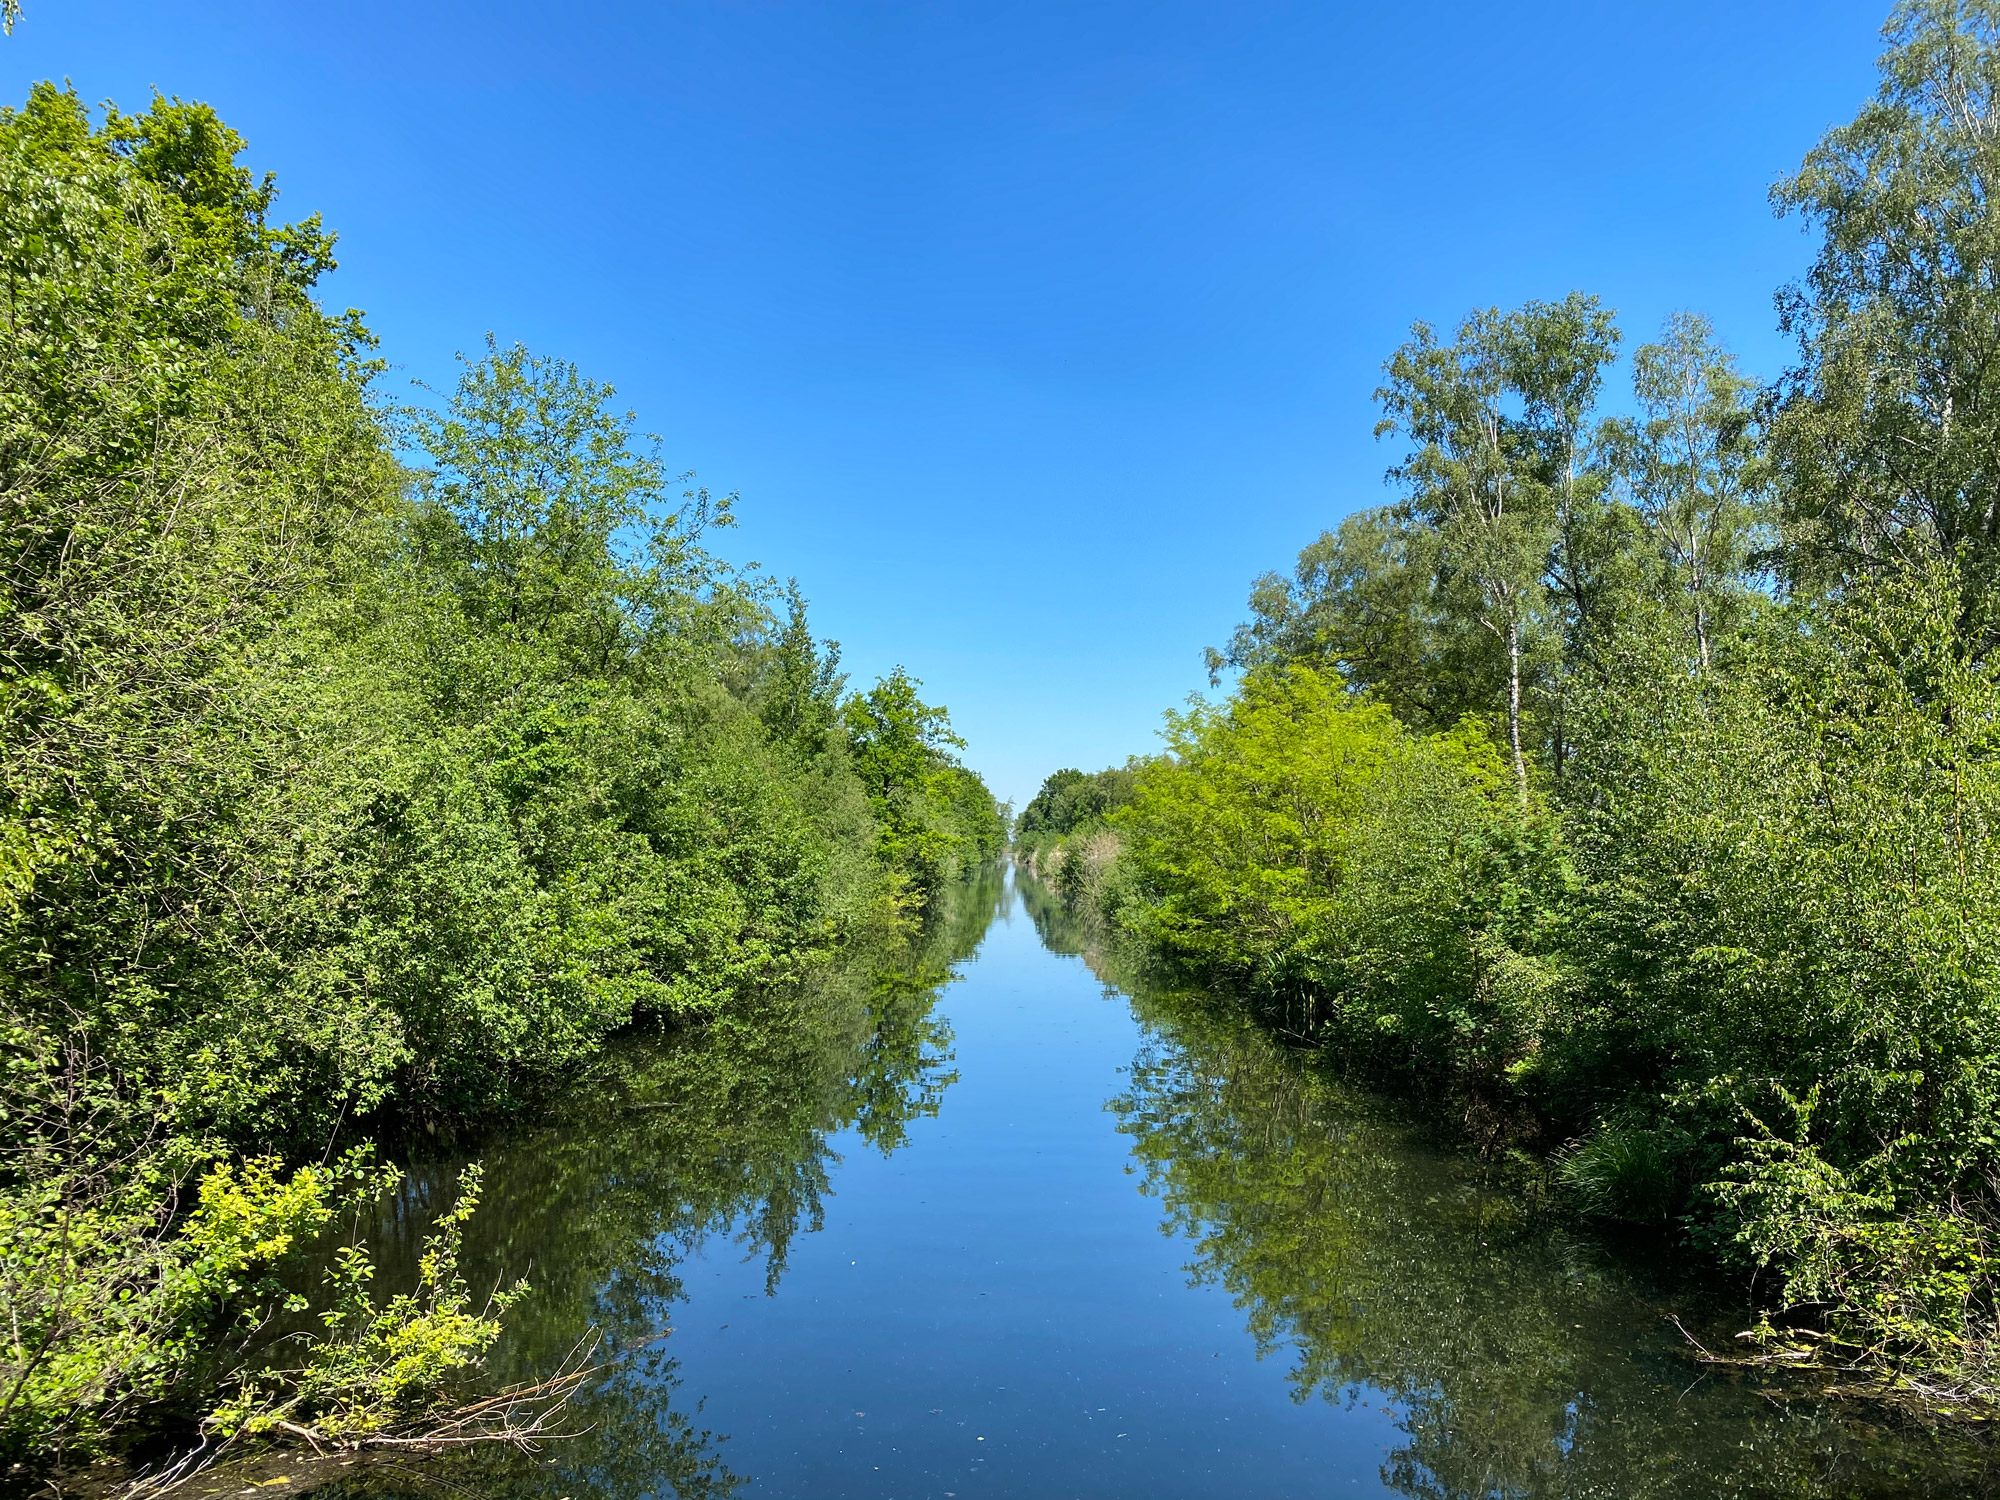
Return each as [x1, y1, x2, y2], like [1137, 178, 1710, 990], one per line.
[1772, 0, 2000, 645]
[1616, 313, 1764, 669]
[1376, 300, 1617, 793]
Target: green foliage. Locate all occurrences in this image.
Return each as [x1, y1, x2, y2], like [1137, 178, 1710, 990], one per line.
[1204, 508, 1496, 733]
[1119, 1, 2000, 1411]
[1769, 0, 2000, 636]
[1715, 1087, 2000, 1394]
[1373, 294, 1622, 786]
[1603, 311, 1769, 669]
[1143, 495, 2000, 1402]
[1555, 1119, 1692, 1227]
[842, 667, 1005, 910]
[0, 81, 996, 1467]
[1017, 766, 1137, 842]
[0, 1140, 392, 1461]
[1114, 668, 1408, 981]
[300, 871, 999, 1500]
[1012, 765, 1136, 899]
[209, 1165, 525, 1444]
[1087, 973, 1997, 1495]
[1113, 666, 1560, 1086]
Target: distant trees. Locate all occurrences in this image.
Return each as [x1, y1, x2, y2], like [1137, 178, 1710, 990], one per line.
[1015, 766, 1136, 850]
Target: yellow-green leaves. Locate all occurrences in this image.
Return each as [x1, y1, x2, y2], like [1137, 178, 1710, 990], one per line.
[1116, 665, 1558, 1073]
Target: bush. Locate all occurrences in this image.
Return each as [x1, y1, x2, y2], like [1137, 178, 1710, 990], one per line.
[1111, 665, 1562, 1088]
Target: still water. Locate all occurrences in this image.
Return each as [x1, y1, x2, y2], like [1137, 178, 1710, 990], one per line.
[323, 869, 1996, 1499]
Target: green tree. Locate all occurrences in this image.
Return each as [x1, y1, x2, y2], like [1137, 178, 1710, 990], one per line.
[1376, 312, 1540, 787]
[1204, 508, 1494, 732]
[1609, 312, 1767, 669]
[843, 668, 1001, 907]
[407, 337, 754, 684]
[1770, 0, 2000, 642]
[1376, 297, 1621, 791]
[760, 580, 847, 755]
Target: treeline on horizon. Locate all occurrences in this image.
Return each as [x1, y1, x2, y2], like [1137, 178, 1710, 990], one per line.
[0, 82, 1002, 1472]
[1024, 0, 2000, 1411]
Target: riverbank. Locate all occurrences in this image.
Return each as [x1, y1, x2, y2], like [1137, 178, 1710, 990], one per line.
[164, 867, 2000, 1498]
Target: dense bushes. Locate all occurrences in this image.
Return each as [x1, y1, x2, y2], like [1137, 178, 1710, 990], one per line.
[1096, 668, 1560, 1091]
[0, 85, 1000, 1468]
[1075, 0, 2000, 1410]
[1099, 572, 2000, 1405]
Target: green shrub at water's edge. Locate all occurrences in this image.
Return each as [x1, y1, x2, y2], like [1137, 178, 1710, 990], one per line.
[1108, 665, 1561, 1091]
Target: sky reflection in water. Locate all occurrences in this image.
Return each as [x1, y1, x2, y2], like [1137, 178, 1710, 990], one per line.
[313, 870, 1997, 1500]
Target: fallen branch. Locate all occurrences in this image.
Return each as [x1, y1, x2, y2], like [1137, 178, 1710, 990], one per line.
[1666, 1316, 2000, 1419]
[119, 1336, 605, 1499]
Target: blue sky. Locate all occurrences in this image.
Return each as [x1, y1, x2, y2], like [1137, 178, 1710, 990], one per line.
[16, 1, 1889, 807]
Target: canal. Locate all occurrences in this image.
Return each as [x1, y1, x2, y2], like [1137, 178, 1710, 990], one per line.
[312, 868, 1996, 1499]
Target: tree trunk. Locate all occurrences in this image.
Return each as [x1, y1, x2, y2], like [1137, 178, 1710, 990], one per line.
[1506, 615, 1526, 799]
[1692, 554, 1711, 670]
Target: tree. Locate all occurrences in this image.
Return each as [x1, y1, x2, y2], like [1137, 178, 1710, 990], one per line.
[1376, 298, 1619, 791]
[1205, 508, 1496, 732]
[1505, 295, 1625, 779]
[406, 338, 749, 684]
[844, 668, 995, 904]
[760, 580, 847, 755]
[1377, 314, 1538, 789]
[1770, 0, 2000, 644]
[1612, 313, 1766, 669]
[1509, 294, 1625, 659]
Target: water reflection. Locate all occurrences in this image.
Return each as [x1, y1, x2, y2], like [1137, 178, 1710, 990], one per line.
[1019, 876, 2000, 1499]
[308, 869, 1008, 1500]
[295, 868, 2000, 1499]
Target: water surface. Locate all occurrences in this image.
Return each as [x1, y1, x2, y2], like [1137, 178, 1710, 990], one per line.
[318, 869, 1997, 1499]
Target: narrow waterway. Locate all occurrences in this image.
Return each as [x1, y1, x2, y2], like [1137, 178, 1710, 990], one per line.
[316, 869, 1995, 1500]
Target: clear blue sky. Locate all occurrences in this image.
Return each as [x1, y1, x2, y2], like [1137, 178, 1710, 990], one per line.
[14, 1, 1888, 808]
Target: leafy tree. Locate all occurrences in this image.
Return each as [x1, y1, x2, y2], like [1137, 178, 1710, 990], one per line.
[406, 337, 751, 681]
[1607, 312, 1768, 668]
[843, 668, 1002, 908]
[760, 580, 847, 755]
[1375, 297, 1619, 791]
[1510, 294, 1627, 659]
[1770, 0, 2000, 641]
[1203, 508, 1495, 732]
[1113, 666, 1557, 1069]
[1376, 312, 1540, 789]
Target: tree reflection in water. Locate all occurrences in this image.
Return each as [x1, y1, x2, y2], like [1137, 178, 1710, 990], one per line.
[1019, 874, 2000, 1500]
[303, 869, 1008, 1500]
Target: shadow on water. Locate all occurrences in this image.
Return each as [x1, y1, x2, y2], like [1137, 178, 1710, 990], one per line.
[1017, 873, 2000, 1499]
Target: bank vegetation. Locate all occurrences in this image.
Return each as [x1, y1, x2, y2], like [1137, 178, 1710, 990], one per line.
[1024, 0, 2000, 1417]
[0, 83, 1001, 1488]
